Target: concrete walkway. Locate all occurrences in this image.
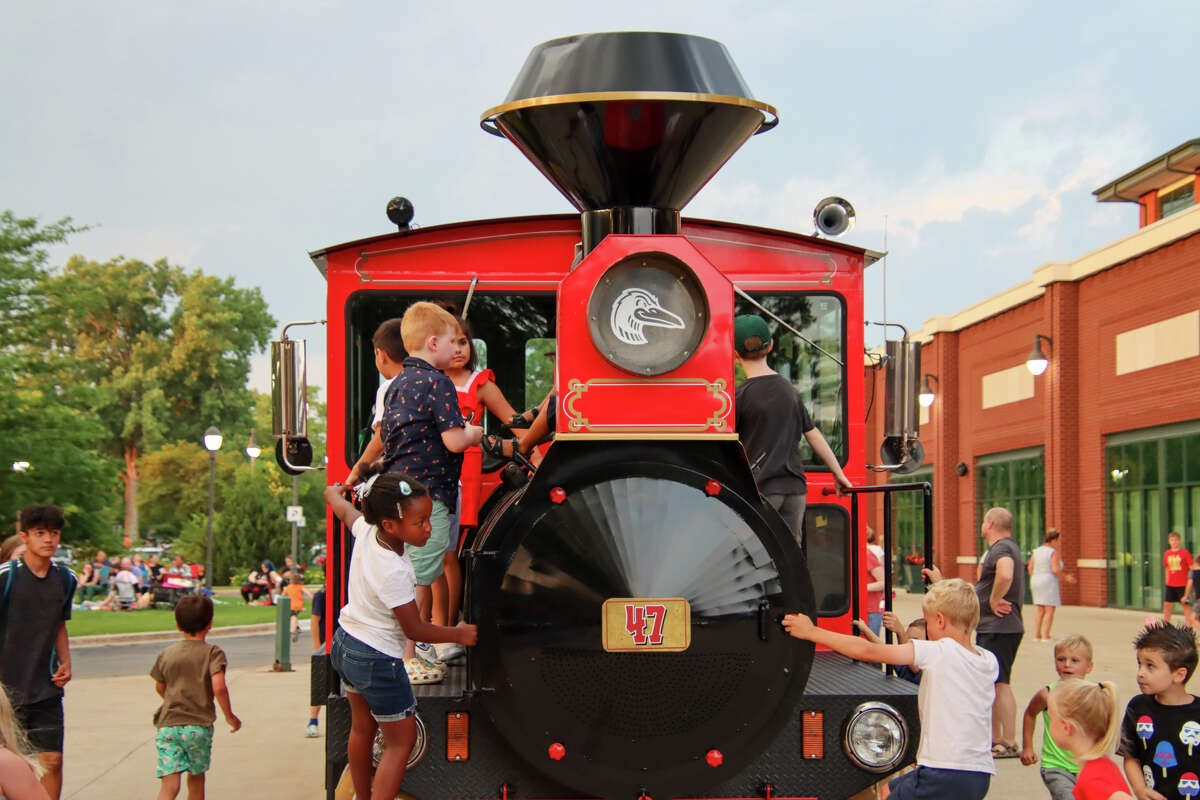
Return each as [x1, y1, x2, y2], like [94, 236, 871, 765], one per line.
[58, 594, 1167, 799]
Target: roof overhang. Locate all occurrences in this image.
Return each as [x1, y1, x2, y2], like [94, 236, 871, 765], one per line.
[1093, 138, 1200, 203]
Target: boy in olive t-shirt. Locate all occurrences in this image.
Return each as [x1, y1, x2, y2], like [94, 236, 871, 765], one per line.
[150, 594, 241, 799]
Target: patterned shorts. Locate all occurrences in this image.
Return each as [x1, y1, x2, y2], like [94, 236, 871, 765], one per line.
[155, 724, 214, 777]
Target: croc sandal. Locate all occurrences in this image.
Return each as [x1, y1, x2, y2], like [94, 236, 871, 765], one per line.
[405, 658, 444, 685]
[991, 741, 1020, 759]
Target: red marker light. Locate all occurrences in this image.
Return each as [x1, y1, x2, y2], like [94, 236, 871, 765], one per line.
[705, 480, 721, 496]
[550, 487, 566, 504]
[705, 749, 723, 767]
[548, 742, 565, 760]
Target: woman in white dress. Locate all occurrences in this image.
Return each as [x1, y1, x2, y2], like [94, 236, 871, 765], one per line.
[1028, 528, 1074, 641]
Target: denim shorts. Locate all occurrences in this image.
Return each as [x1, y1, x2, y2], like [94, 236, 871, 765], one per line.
[407, 499, 450, 585]
[330, 628, 416, 722]
[888, 766, 990, 800]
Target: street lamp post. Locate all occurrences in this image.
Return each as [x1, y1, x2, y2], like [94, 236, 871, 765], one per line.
[246, 429, 261, 475]
[203, 426, 223, 593]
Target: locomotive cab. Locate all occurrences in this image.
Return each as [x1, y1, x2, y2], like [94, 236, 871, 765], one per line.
[299, 31, 924, 800]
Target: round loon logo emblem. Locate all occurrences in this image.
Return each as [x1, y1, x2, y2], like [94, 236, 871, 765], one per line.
[587, 253, 709, 376]
[609, 287, 686, 345]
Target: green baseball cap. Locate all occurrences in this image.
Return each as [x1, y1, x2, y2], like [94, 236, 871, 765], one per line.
[733, 314, 771, 354]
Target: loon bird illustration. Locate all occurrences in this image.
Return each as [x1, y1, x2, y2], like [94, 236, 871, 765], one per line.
[610, 287, 686, 345]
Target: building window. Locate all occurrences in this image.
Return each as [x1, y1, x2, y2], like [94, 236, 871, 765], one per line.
[1161, 181, 1196, 219]
[1107, 424, 1200, 610]
[976, 449, 1045, 591]
[890, 468, 932, 592]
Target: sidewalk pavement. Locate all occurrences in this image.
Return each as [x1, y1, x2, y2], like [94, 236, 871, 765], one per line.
[61, 594, 1163, 800]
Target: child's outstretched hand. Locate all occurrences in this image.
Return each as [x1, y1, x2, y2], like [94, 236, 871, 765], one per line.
[226, 713, 242, 733]
[456, 621, 478, 647]
[781, 613, 814, 640]
[1019, 745, 1037, 766]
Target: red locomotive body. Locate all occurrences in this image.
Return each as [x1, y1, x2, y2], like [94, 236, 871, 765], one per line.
[286, 31, 924, 800]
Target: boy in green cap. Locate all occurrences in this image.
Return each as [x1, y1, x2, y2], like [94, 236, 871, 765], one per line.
[733, 314, 852, 543]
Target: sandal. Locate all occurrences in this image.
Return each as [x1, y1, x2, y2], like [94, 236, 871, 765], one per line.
[991, 741, 1020, 759]
[405, 658, 444, 685]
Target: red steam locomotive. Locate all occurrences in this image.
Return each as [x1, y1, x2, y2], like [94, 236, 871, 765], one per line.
[274, 31, 930, 800]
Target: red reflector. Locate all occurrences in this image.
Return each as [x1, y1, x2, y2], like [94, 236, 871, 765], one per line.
[446, 712, 469, 761]
[705, 748, 723, 767]
[704, 480, 721, 496]
[548, 742, 566, 760]
[801, 710, 824, 759]
[550, 487, 566, 504]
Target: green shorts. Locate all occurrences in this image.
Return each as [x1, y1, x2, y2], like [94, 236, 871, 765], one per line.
[155, 724, 213, 777]
[407, 499, 450, 585]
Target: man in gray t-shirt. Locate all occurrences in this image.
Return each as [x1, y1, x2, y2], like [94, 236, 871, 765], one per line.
[973, 507, 1024, 759]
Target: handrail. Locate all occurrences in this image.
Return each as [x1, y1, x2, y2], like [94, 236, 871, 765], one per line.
[823, 481, 933, 674]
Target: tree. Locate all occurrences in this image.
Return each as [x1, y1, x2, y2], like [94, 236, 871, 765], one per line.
[140, 389, 328, 582]
[0, 212, 120, 549]
[36, 256, 275, 539]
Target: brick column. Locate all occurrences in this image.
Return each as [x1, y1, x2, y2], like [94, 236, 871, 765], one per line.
[1042, 281, 1083, 603]
[928, 331, 964, 576]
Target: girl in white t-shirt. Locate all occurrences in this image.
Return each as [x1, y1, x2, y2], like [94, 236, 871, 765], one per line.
[324, 469, 477, 800]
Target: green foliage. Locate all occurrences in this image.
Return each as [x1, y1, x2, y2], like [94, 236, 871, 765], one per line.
[33, 255, 277, 537]
[0, 212, 120, 548]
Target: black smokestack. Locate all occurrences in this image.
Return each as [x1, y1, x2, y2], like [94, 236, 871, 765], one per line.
[482, 32, 777, 253]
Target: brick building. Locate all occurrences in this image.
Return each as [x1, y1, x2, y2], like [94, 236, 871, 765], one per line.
[865, 138, 1200, 608]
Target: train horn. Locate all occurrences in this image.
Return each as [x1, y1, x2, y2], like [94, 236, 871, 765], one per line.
[813, 196, 856, 237]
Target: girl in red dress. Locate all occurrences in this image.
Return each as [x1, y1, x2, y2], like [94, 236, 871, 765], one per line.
[1047, 679, 1132, 800]
[431, 315, 529, 651]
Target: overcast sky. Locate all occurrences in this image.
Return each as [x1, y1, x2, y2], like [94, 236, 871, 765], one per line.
[4, 2, 1194, 396]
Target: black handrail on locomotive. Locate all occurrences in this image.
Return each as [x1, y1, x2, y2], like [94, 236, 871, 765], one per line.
[823, 481, 933, 673]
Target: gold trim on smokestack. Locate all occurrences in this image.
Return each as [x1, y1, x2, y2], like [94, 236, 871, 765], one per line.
[482, 91, 778, 126]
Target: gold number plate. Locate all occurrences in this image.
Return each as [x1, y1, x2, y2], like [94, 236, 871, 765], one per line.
[602, 597, 691, 653]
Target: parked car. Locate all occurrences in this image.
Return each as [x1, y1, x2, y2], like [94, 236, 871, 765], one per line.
[51, 546, 74, 568]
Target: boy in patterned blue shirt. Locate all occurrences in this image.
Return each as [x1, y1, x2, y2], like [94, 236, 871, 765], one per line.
[380, 301, 482, 680]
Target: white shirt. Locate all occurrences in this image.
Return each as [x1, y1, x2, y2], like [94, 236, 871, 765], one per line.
[910, 636, 999, 774]
[371, 377, 395, 428]
[338, 517, 416, 658]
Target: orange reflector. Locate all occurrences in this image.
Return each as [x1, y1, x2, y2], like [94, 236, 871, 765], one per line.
[801, 710, 824, 759]
[446, 712, 469, 761]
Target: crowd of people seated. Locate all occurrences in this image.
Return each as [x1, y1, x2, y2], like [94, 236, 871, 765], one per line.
[240, 555, 306, 604]
[72, 550, 207, 610]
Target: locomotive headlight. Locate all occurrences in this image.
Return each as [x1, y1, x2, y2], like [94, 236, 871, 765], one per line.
[842, 702, 907, 773]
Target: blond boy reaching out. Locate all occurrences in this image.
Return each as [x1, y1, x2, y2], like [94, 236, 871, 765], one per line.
[783, 575, 998, 800]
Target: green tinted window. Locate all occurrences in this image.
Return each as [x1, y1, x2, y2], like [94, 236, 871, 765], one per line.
[976, 450, 1045, 567]
[1161, 182, 1195, 219]
[1108, 425, 1200, 609]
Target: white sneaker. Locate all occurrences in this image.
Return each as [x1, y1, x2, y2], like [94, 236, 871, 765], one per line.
[414, 641, 443, 669]
[437, 642, 466, 662]
[306, 723, 319, 738]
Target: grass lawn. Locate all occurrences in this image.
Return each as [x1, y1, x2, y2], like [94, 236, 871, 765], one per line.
[68, 600, 309, 637]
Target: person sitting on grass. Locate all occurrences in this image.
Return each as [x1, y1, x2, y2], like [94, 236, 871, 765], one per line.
[783, 575, 998, 800]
